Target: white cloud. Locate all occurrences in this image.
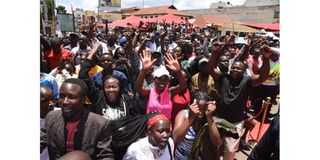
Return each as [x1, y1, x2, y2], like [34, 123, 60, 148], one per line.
[82, 0, 99, 11]
[174, 0, 212, 10]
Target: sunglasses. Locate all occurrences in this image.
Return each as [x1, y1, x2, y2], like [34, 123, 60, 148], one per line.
[155, 76, 169, 83]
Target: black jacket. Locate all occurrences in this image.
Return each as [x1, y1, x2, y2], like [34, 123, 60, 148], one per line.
[41, 109, 114, 160]
[79, 59, 140, 122]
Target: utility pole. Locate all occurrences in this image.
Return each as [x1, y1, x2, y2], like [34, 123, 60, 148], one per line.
[142, 0, 144, 8]
[51, 0, 56, 37]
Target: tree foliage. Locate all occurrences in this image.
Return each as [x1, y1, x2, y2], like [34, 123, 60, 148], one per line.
[56, 5, 67, 14]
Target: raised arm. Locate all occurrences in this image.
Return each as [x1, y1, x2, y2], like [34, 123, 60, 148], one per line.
[173, 99, 197, 144]
[78, 39, 102, 102]
[164, 52, 187, 95]
[134, 49, 156, 97]
[132, 29, 140, 49]
[137, 38, 148, 55]
[207, 41, 224, 80]
[202, 29, 211, 55]
[160, 29, 167, 55]
[234, 34, 252, 62]
[251, 45, 272, 87]
[87, 16, 97, 43]
[207, 35, 235, 80]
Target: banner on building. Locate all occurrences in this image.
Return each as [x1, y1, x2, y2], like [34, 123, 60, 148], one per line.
[57, 14, 75, 32]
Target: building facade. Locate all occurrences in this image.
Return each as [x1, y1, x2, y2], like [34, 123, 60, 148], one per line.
[83, 10, 96, 25]
[183, 0, 279, 23]
[122, 5, 192, 21]
[74, 8, 84, 31]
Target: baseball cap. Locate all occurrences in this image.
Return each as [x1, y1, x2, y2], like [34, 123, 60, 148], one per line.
[119, 37, 127, 45]
[198, 57, 209, 65]
[152, 65, 170, 78]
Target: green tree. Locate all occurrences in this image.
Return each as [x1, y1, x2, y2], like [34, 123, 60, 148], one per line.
[56, 5, 67, 14]
[45, 0, 53, 20]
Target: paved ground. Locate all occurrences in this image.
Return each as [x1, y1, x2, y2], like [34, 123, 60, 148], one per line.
[223, 96, 280, 160]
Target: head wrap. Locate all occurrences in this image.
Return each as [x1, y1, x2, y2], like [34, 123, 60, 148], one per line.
[147, 114, 169, 129]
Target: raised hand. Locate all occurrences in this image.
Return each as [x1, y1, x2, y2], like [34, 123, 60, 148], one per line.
[139, 49, 156, 71]
[189, 99, 200, 118]
[246, 33, 252, 46]
[160, 29, 167, 39]
[260, 44, 273, 58]
[164, 52, 181, 72]
[206, 101, 216, 118]
[211, 41, 224, 53]
[225, 34, 235, 46]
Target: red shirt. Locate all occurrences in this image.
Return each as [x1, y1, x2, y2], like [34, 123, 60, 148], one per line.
[44, 48, 72, 69]
[65, 120, 80, 152]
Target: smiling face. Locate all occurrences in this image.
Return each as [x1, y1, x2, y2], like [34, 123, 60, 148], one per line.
[104, 78, 121, 103]
[59, 83, 84, 121]
[154, 75, 170, 94]
[148, 119, 171, 149]
[230, 61, 245, 79]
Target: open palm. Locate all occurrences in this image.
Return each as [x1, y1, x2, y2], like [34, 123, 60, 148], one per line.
[164, 52, 181, 72]
[140, 49, 155, 70]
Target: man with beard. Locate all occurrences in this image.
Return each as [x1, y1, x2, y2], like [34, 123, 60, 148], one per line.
[207, 35, 273, 160]
[41, 78, 114, 160]
[101, 30, 120, 55]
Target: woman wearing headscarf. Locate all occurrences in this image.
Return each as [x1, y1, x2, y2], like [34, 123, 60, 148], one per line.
[122, 112, 174, 160]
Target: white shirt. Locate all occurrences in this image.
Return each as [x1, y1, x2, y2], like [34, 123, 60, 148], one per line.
[123, 136, 174, 160]
[168, 42, 177, 50]
[101, 42, 120, 55]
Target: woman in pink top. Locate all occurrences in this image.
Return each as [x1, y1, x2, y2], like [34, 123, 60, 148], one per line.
[135, 49, 187, 120]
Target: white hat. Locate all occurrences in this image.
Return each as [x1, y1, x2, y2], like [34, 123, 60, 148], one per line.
[198, 57, 209, 65]
[152, 65, 170, 78]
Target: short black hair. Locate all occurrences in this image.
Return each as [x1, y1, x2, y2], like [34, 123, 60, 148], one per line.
[190, 91, 214, 104]
[63, 78, 88, 97]
[232, 60, 246, 69]
[50, 37, 62, 47]
[102, 75, 122, 91]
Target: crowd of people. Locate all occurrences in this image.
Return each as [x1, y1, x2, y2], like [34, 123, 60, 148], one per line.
[40, 19, 280, 160]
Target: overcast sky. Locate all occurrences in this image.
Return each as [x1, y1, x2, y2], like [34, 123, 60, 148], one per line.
[57, 0, 246, 13]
